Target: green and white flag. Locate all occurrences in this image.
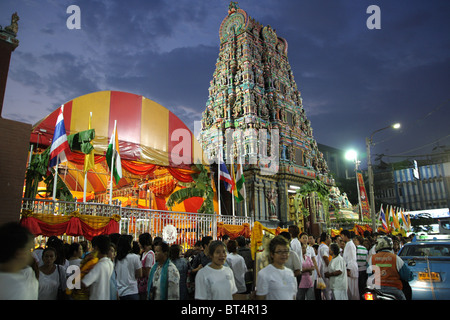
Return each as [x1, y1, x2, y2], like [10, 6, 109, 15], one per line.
[106, 121, 122, 185]
[232, 163, 245, 203]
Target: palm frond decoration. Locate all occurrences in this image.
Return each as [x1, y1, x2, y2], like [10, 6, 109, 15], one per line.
[166, 164, 215, 214]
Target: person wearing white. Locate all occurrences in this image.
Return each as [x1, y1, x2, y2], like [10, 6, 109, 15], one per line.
[279, 231, 302, 277]
[82, 235, 114, 300]
[289, 226, 303, 267]
[326, 243, 348, 300]
[195, 240, 238, 300]
[300, 232, 319, 287]
[226, 240, 248, 294]
[256, 236, 297, 300]
[317, 232, 332, 300]
[115, 235, 143, 299]
[341, 230, 359, 300]
[38, 247, 66, 300]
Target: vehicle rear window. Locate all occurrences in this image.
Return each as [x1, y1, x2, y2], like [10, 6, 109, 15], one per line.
[399, 244, 450, 257]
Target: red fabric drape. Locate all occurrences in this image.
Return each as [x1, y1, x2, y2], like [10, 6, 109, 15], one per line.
[167, 167, 195, 182]
[20, 216, 119, 241]
[121, 161, 157, 176]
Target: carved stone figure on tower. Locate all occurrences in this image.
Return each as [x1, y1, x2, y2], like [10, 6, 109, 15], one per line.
[4, 12, 19, 36]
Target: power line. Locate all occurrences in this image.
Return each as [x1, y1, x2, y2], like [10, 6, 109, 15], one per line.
[390, 133, 450, 156]
[374, 98, 450, 150]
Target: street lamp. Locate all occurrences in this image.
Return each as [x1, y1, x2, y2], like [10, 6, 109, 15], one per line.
[345, 149, 362, 218]
[366, 122, 401, 231]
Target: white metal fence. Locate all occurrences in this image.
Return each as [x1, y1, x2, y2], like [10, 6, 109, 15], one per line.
[21, 199, 254, 246]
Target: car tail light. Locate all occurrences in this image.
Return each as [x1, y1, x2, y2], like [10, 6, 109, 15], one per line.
[364, 292, 375, 300]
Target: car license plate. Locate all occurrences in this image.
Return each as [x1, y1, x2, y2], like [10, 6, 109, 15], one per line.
[418, 272, 441, 282]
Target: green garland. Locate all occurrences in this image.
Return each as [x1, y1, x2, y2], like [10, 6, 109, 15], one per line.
[293, 178, 334, 225]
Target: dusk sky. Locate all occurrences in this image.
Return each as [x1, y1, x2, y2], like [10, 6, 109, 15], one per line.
[1, 0, 449, 169]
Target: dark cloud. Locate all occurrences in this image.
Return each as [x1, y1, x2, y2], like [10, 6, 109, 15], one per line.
[1, 0, 449, 164]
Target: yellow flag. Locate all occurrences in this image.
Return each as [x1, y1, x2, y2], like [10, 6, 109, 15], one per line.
[84, 112, 95, 173]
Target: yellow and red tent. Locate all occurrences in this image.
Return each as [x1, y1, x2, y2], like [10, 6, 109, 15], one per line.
[29, 90, 215, 213]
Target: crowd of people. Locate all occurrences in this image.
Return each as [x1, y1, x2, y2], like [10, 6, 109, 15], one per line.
[0, 221, 414, 300]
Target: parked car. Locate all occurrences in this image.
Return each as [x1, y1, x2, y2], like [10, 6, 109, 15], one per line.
[398, 240, 450, 300]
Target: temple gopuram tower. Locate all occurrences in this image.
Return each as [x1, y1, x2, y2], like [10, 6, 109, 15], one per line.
[200, 2, 334, 234]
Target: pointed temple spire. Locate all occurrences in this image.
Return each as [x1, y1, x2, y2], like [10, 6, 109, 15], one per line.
[200, 3, 334, 228]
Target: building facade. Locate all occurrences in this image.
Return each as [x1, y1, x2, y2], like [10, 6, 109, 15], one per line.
[374, 158, 450, 211]
[0, 13, 32, 225]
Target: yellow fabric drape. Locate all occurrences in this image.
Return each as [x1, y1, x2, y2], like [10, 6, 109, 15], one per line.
[217, 222, 251, 239]
[250, 221, 288, 260]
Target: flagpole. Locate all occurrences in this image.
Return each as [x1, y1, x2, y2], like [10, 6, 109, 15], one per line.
[218, 144, 221, 216]
[109, 120, 117, 205]
[52, 154, 59, 201]
[241, 162, 248, 218]
[83, 112, 92, 203]
[231, 158, 235, 217]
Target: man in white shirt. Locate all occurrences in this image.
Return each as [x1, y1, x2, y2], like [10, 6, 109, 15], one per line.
[341, 230, 359, 300]
[82, 235, 114, 300]
[288, 225, 302, 260]
[279, 232, 302, 277]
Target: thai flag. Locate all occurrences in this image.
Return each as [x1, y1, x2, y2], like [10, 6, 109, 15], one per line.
[48, 105, 71, 168]
[219, 162, 234, 193]
[379, 205, 389, 232]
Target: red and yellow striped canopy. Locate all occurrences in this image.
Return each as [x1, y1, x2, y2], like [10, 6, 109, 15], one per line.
[30, 91, 214, 213]
[31, 90, 204, 166]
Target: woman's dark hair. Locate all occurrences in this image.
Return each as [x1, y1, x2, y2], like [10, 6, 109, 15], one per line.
[95, 235, 111, 255]
[80, 240, 89, 253]
[279, 231, 291, 241]
[46, 236, 65, 265]
[320, 232, 329, 243]
[68, 242, 81, 257]
[269, 235, 289, 255]
[208, 240, 226, 256]
[156, 241, 170, 254]
[236, 236, 246, 247]
[340, 229, 351, 238]
[169, 244, 181, 261]
[330, 243, 340, 256]
[132, 241, 140, 254]
[0, 222, 34, 263]
[227, 240, 238, 253]
[139, 232, 153, 247]
[116, 235, 132, 261]
[288, 225, 300, 238]
[202, 236, 213, 249]
[42, 246, 58, 259]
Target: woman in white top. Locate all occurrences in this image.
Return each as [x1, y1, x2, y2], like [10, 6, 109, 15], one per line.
[226, 240, 247, 294]
[115, 235, 142, 300]
[138, 233, 155, 299]
[38, 247, 66, 300]
[195, 240, 238, 300]
[256, 235, 297, 300]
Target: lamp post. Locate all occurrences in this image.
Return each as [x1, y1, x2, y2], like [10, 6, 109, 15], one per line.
[345, 150, 362, 218]
[366, 122, 401, 231]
